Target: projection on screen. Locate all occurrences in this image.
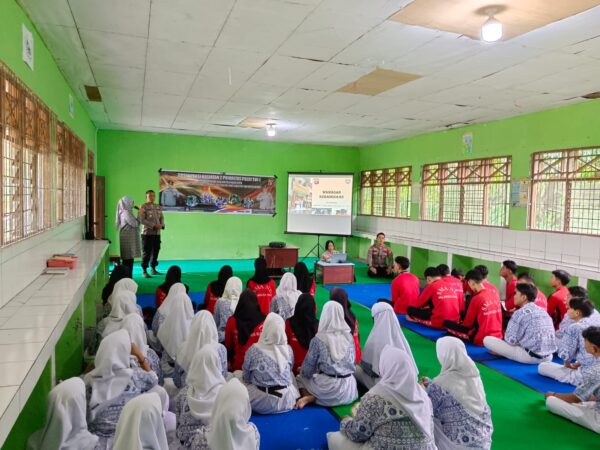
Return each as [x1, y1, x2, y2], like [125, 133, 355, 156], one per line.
[286, 173, 353, 236]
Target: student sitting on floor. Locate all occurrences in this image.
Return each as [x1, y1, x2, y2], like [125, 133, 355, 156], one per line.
[516, 272, 548, 310]
[295, 301, 358, 408]
[151, 282, 188, 343]
[500, 260, 518, 314]
[121, 313, 162, 383]
[556, 287, 595, 340]
[96, 290, 141, 341]
[112, 392, 168, 450]
[155, 265, 188, 309]
[438, 264, 465, 312]
[294, 261, 316, 296]
[356, 302, 417, 389]
[224, 289, 266, 371]
[422, 337, 493, 450]
[545, 326, 600, 435]
[104, 277, 138, 317]
[407, 267, 461, 330]
[239, 313, 300, 414]
[174, 311, 227, 389]
[390, 256, 420, 314]
[327, 345, 436, 450]
[247, 257, 276, 315]
[451, 268, 465, 283]
[204, 265, 233, 314]
[214, 277, 243, 343]
[547, 270, 571, 329]
[285, 293, 319, 374]
[27, 377, 99, 450]
[175, 344, 226, 448]
[539, 298, 600, 385]
[330, 287, 362, 362]
[445, 269, 503, 347]
[483, 283, 556, 364]
[101, 265, 132, 315]
[270, 272, 302, 320]
[463, 265, 499, 299]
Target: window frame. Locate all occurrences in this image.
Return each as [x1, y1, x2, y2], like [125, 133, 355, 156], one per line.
[359, 166, 412, 219]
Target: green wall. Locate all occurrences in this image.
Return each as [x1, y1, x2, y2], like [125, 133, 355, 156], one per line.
[97, 130, 359, 260]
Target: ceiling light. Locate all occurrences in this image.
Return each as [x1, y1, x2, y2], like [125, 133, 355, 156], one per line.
[481, 13, 502, 42]
[266, 123, 276, 137]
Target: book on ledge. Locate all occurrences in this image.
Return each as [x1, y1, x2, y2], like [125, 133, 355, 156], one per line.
[43, 267, 70, 276]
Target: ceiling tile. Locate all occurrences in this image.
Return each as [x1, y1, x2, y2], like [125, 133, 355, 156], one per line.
[173, 97, 226, 130]
[250, 55, 324, 88]
[144, 70, 196, 96]
[70, 0, 151, 37]
[309, 92, 365, 112]
[80, 29, 148, 69]
[146, 40, 211, 74]
[18, 0, 75, 27]
[297, 63, 372, 91]
[269, 88, 328, 109]
[142, 93, 186, 128]
[93, 63, 144, 91]
[101, 87, 142, 126]
[230, 82, 288, 105]
[36, 24, 87, 61]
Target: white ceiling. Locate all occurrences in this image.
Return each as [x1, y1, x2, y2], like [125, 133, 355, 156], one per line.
[17, 0, 600, 146]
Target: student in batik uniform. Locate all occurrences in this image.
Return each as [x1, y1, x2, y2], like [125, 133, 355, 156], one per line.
[112, 392, 168, 450]
[555, 286, 590, 340]
[269, 272, 302, 320]
[103, 277, 139, 318]
[96, 290, 141, 343]
[214, 277, 243, 343]
[120, 313, 161, 382]
[151, 282, 188, 348]
[330, 287, 361, 362]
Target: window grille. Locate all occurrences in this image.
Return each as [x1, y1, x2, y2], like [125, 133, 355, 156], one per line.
[360, 167, 412, 218]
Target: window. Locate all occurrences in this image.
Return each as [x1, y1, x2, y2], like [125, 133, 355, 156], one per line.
[531, 148, 600, 235]
[422, 156, 511, 227]
[360, 167, 411, 218]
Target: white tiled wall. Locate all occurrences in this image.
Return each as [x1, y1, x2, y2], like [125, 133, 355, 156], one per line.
[354, 216, 600, 281]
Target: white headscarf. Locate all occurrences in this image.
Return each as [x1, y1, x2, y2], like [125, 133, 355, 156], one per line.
[316, 301, 353, 363]
[221, 277, 243, 312]
[112, 393, 168, 450]
[156, 282, 187, 317]
[362, 302, 417, 376]
[121, 313, 149, 358]
[108, 278, 138, 307]
[102, 291, 140, 337]
[84, 329, 133, 421]
[275, 272, 302, 313]
[27, 377, 98, 450]
[255, 313, 290, 372]
[157, 290, 194, 358]
[186, 343, 226, 423]
[432, 336, 488, 417]
[207, 378, 258, 450]
[370, 345, 434, 440]
[115, 196, 136, 229]
[177, 311, 219, 372]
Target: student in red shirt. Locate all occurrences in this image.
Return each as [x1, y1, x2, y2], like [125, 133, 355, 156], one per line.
[224, 289, 266, 371]
[247, 257, 276, 315]
[501, 260, 518, 313]
[294, 262, 316, 297]
[445, 269, 503, 346]
[390, 256, 420, 314]
[517, 272, 548, 310]
[463, 265, 499, 298]
[285, 293, 319, 374]
[407, 267, 460, 329]
[329, 287, 361, 363]
[437, 264, 465, 312]
[155, 265, 183, 308]
[204, 265, 233, 313]
[547, 270, 571, 329]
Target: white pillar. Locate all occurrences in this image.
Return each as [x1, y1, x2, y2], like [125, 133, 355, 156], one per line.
[447, 252, 453, 268]
[342, 237, 347, 254]
[579, 277, 588, 289]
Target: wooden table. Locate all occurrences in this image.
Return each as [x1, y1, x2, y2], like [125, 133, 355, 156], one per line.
[259, 245, 299, 273]
[316, 261, 355, 285]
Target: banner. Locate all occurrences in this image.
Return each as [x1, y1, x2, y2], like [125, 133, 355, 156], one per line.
[159, 169, 276, 215]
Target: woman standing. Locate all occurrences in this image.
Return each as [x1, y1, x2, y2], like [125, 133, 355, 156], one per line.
[115, 196, 141, 272]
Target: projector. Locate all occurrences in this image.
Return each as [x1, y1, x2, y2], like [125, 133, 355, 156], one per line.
[269, 242, 286, 248]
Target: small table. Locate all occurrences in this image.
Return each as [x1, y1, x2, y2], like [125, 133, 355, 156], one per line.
[259, 245, 299, 274]
[316, 261, 355, 285]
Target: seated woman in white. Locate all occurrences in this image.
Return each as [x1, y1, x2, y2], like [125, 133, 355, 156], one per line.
[356, 301, 417, 389]
[96, 290, 140, 341]
[239, 313, 299, 414]
[175, 344, 226, 448]
[27, 377, 98, 450]
[120, 313, 162, 382]
[190, 378, 260, 450]
[269, 272, 302, 320]
[327, 345, 437, 450]
[214, 277, 243, 343]
[422, 337, 493, 450]
[151, 283, 189, 347]
[295, 301, 358, 408]
[104, 277, 138, 317]
[174, 311, 228, 389]
[112, 392, 168, 450]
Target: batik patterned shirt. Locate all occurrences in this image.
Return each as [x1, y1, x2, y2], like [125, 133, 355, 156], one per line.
[173, 344, 228, 389]
[138, 202, 164, 235]
[242, 345, 294, 387]
[505, 302, 557, 356]
[367, 244, 393, 269]
[214, 299, 234, 343]
[300, 336, 355, 378]
[574, 363, 600, 412]
[175, 389, 206, 448]
[269, 295, 294, 321]
[558, 313, 600, 367]
[188, 424, 260, 450]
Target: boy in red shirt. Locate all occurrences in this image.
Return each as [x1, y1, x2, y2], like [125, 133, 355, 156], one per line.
[463, 265, 499, 298]
[406, 267, 460, 329]
[444, 269, 503, 346]
[547, 270, 571, 329]
[501, 260, 518, 312]
[390, 256, 420, 314]
[437, 264, 465, 312]
[517, 272, 548, 310]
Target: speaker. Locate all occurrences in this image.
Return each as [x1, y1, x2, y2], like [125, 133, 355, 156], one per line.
[269, 241, 286, 248]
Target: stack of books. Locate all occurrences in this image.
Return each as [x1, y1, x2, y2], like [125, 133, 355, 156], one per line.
[47, 253, 78, 270]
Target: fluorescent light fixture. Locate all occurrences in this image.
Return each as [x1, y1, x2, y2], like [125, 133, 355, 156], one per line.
[266, 123, 276, 137]
[481, 14, 502, 42]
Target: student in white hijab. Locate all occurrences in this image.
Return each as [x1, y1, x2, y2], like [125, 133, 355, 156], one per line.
[152, 282, 188, 335]
[27, 377, 98, 450]
[175, 344, 227, 448]
[112, 392, 168, 450]
[214, 277, 243, 342]
[356, 301, 417, 389]
[107, 277, 138, 307]
[120, 313, 162, 380]
[269, 272, 302, 320]
[422, 337, 493, 450]
[173, 311, 228, 389]
[157, 289, 194, 377]
[296, 301, 358, 408]
[328, 345, 437, 450]
[238, 313, 299, 414]
[97, 290, 140, 339]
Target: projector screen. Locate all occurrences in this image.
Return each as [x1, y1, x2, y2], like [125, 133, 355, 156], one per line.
[286, 172, 354, 236]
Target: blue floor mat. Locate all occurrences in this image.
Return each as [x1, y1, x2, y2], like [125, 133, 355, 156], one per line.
[137, 292, 205, 309]
[251, 406, 339, 450]
[324, 283, 391, 309]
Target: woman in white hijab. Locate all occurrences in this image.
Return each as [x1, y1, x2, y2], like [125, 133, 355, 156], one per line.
[27, 377, 98, 450]
[152, 282, 188, 337]
[328, 345, 437, 450]
[269, 272, 302, 320]
[115, 196, 141, 274]
[120, 313, 162, 381]
[238, 313, 299, 414]
[97, 290, 140, 340]
[84, 329, 158, 448]
[175, 344, 227, 448]
[112, 392, 168, 450]
[214, 277, 243, 343]
[296, 301, 358, 409]
[356, 301, 418, 389]
[422, 337, 493, 450]
[173, 311, 228, 389]
[104, 277, 139, 317]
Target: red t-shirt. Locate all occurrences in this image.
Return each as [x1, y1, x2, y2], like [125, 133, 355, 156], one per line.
[204, 283, 219, 313]
[462, 288, 503, 346]
[463, 279, 499, 297]
[309, 280, 316, 297]
[224, 317, 264, 371]
[391, 272, 420, 314]
[285, 320, 309, 374]
[247, 279, 277, 315]
[155, 287, 167, 309]
[547, 286, 570, 329]
[534, 291, 548, 310]
[352, 319, 361, 363]
[409, 278, 460, 329]
[503, 277, 518, 311]
[442, 275, 465, 312]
